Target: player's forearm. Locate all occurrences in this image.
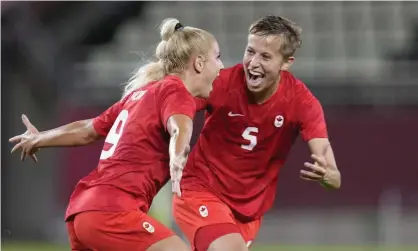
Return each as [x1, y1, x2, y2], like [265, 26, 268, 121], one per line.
[320, 145, 341, 189]
[307, 138, 341, 189]
[167, 115, 193, 159]
[36, 119, 100, 148]
[169, 130, 192, 159]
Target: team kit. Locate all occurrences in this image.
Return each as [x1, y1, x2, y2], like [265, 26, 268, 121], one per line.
[10, 16, 341, 251]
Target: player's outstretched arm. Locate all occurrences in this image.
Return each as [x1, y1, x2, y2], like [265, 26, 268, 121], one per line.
[167, 114, 193, 197]
[34, 119, 100, 147]
[9, 114, 102, 161]
[300, 138, 341, 189]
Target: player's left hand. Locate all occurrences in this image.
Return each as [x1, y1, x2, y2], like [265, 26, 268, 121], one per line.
[300, 154, 328, 182]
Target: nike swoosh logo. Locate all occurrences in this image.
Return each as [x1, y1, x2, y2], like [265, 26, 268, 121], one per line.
[228, 112, 244, 117]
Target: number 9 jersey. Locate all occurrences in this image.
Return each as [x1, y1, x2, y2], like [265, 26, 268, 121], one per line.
[65, 75, 196, 221]
[180, 64, 328, 222]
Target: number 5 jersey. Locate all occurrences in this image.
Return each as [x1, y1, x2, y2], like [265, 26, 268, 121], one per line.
[65, 75, 196, 221]
[181, 64, 328, 222]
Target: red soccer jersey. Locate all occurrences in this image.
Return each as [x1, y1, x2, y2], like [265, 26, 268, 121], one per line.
[182, 64, 328, 222]
[65, 75, 196, 221]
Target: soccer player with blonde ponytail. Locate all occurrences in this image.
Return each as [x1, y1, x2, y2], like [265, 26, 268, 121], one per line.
[10, 18, 223, 251]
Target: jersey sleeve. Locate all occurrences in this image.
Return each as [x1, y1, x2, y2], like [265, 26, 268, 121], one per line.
[159, 83, 196, 130]
[92, 101, 123, 136]
[296, 86, 328, 141]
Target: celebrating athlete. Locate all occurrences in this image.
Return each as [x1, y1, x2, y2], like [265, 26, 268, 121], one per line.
[173, 15, 341, 251]
[9, 18, 223, 251]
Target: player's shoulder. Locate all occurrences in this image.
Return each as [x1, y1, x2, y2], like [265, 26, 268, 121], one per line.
[127, 75, 187, 102]
[156, 75, 188, 93]
[159, 75, 183, 85]
[153, 75, 195, 108]
[281, 71, 314, 99]
[121, 81, 157, 106]
[120, 76, 183, 106]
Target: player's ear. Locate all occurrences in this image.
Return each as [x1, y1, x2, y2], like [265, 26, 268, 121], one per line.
[280, 56, 295, 71]
[194, 55, 205, 74]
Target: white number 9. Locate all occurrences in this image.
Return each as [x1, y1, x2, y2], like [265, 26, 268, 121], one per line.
[241, 126, 258, 151]
[100, 109, 129, 160]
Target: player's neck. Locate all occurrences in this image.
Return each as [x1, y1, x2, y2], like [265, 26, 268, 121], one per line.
[249, 76, 280, 104]
[169, 72, 199, 97]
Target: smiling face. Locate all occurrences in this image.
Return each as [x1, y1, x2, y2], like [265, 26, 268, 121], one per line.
[243, 34, 294, 94]
[242, 15, 302, 102]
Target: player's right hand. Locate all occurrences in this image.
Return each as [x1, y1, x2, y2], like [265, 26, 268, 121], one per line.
[9, 114, 40, 163]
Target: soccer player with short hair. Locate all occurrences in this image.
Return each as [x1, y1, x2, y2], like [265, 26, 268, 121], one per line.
[9, 18, 223, 251]
[173, 15, 342, 251]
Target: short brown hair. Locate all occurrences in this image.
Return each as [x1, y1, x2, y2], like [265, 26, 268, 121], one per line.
[249, 15, 302, 58]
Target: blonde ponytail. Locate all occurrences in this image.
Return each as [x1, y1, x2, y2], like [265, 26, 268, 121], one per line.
[122, 61, 164, 98]
[122, 18, 215, 98]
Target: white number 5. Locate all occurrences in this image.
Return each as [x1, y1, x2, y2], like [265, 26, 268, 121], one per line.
[100, 109, 129, 160]
[241, 126, 258, 151]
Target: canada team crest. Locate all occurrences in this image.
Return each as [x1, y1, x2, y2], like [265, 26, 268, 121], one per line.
[274, 115, 284, 128]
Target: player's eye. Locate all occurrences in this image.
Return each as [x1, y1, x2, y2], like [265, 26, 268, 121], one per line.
[246, 49, 255, 55]
[261, 54, 271, 60]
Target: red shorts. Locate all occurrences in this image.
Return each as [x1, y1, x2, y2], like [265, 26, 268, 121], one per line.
[67, 211, 175, 251]
[173, 190, 262, 250]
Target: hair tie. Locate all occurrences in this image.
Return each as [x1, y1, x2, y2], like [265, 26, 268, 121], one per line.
[175, 22, 184, 31]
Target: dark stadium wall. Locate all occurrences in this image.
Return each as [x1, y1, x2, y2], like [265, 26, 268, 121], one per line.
[276, 105, 418, 209]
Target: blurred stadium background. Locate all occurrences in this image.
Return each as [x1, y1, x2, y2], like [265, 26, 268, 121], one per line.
[2, 1, 418, 250]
